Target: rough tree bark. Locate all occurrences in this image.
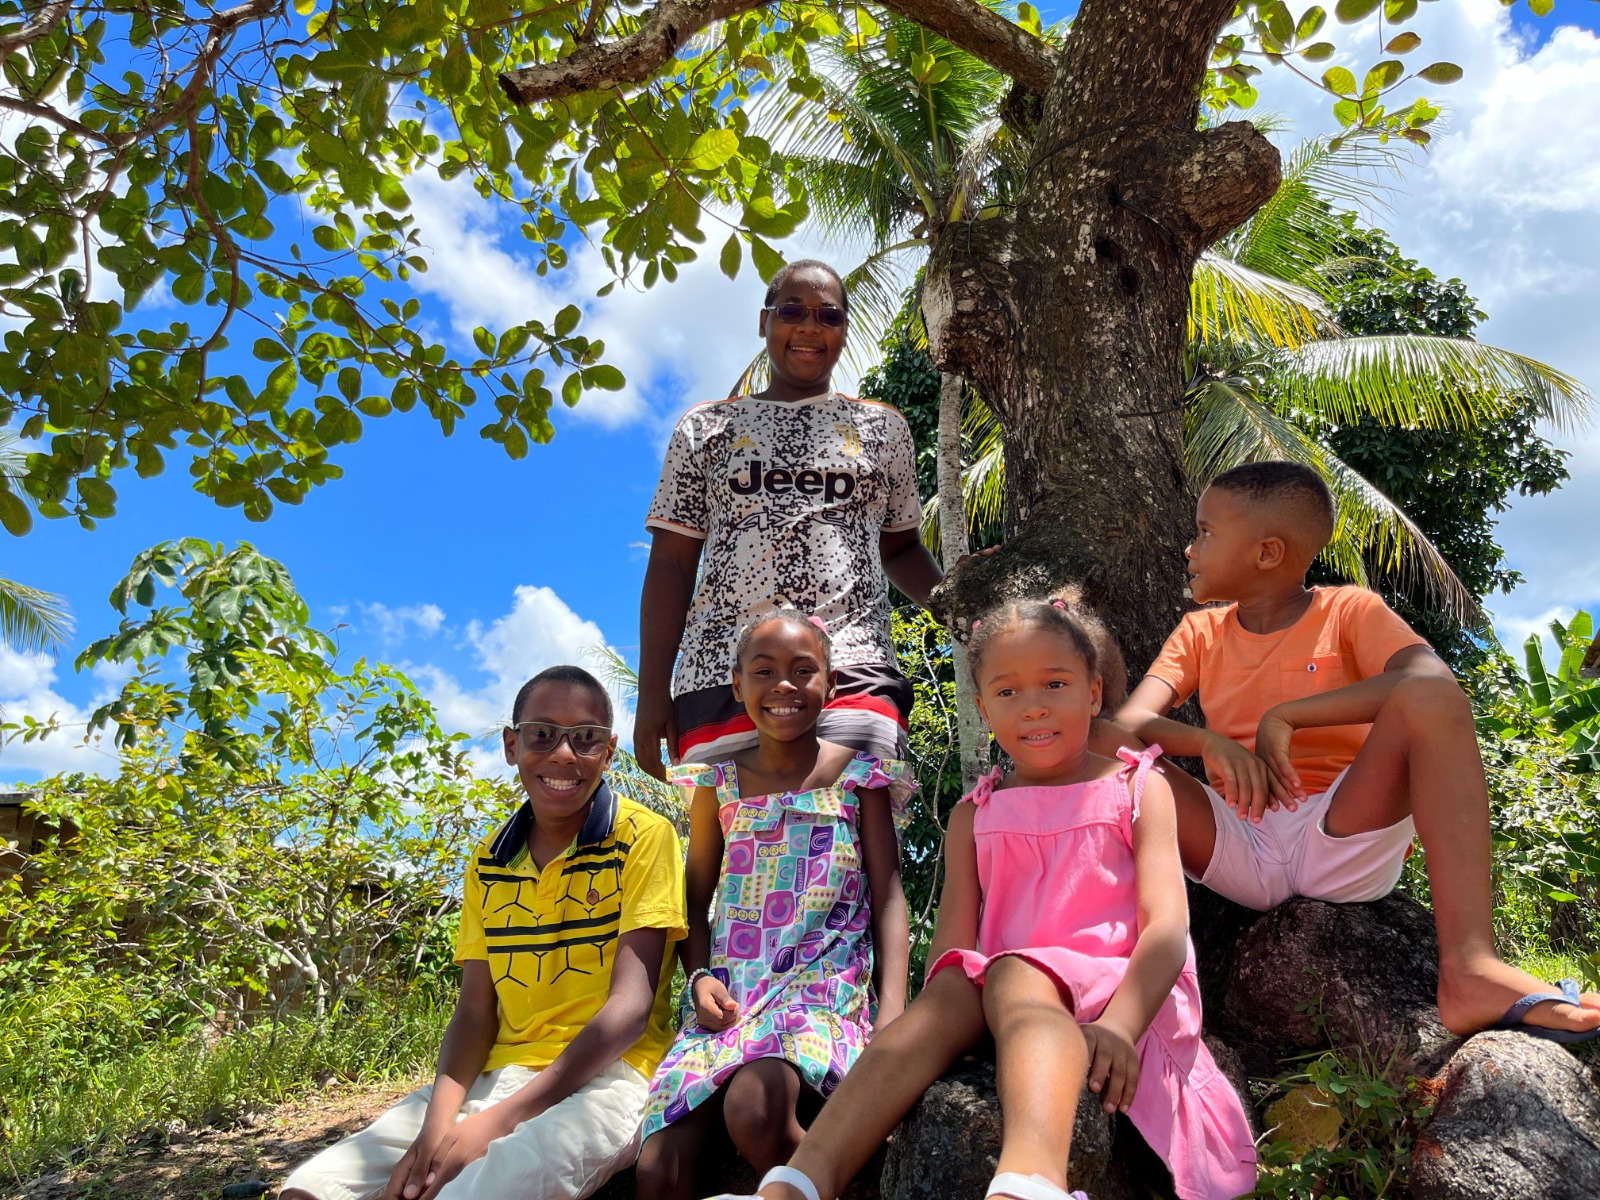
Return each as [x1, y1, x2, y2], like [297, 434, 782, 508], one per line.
[921, 0, 1280, 671]
[935, 371, 989, 790]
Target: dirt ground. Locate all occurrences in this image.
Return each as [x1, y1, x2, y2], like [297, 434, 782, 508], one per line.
[7, 1077, 424, 1200]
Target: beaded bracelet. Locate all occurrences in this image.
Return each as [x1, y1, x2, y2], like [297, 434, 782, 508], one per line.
[686, 967, 714, 993]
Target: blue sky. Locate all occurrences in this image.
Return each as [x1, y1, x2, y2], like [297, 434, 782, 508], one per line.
[6, 0, 1600, 782]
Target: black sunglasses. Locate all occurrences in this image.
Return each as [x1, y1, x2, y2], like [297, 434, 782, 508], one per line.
[509, 722, 613, 756]
[765, 302, 847, 329]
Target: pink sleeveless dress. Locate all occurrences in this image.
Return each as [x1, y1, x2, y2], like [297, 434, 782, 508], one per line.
[927, 746, 1257, 1200]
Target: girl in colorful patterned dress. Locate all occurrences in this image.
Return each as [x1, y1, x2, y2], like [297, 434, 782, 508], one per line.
[634, 610, 912, 1200]
[710, 593, 1257, 1200]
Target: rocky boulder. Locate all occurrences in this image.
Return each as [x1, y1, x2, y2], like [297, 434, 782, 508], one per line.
[1220, 894, 1456, 1077]
[879, 1056, 1168, 1200]
[1410, 1031, 1600, 1200]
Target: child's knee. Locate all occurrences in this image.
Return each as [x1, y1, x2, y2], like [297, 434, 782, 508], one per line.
[723, 1063, 797, 1147]
[1384, 673, 1472, 730]
[636, 1131, 687, 1189]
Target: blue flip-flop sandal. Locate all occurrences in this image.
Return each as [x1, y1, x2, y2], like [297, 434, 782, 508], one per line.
[1496, 978, 1600, 1044]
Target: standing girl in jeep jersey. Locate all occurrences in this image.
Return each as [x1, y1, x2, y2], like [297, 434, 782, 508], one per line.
[635, 260, 942, 780]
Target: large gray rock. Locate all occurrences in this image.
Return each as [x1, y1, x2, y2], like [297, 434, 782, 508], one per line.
[1411, 1031, 1600, 1200]
[878, 1058, 1133, 1200]
[1222, 895, 1456, 1076]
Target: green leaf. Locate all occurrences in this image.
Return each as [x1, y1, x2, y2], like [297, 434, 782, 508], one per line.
[1416, 61, 1464, 84]
[1384, 0, 1418, 20]
[583, 364, 625, 391]
[1529, 0, 1553, 14]
[1296, 5, 1328, 39]
[684, 129, 739, 172]
[749, 236, 784, 283]
[562, 372, 582, 407]
[1322, 66, 1358, 96]
[720, 234, 742, 281]
[1363, 60, 1403, 94]
[1334, 0, 1381, 21]
[554, 304, 581, 337]
[0, 489, 32, 536]
[1300, 41, 1336, 61]
[375, 173, 411, 211]
[1261, 0, 1294, 47]
[1385, 31, 1422, 54]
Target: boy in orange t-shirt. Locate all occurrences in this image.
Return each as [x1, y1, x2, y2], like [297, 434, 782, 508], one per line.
[1115, 461, 1600, 1041]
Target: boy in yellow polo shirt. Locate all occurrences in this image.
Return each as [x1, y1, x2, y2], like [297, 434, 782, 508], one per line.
[282, 665, 687, 1200]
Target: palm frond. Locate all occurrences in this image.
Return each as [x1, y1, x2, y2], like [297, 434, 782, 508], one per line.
[585, 644, 639, 701]
[1260, 335, 1592, 433]
[1185, 380, 1479, 623]
[0, 577, 74, 655]
[1190, 253, 1338, 349]
[1216, 136, 1409, 291]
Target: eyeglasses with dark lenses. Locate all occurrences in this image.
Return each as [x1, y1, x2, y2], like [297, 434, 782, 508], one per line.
[766, 303, 847, 329]
[511, 722, 613, 756]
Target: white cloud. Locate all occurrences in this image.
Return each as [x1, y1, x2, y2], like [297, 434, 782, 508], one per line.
[0, 647, 120, 781]
[403, 170, 868, 436]
[397, 584, 632, 775]
[359, 600, 447, 644]
[1250, 2, 1600, 629]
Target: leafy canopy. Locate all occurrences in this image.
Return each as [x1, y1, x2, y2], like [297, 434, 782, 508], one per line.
[1, 0, 1542, 531]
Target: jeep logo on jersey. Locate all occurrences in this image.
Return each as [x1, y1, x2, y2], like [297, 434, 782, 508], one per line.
[729, 459, 857, 502]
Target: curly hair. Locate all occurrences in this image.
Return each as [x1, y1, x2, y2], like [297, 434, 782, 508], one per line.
[967, 586, 1128, 709]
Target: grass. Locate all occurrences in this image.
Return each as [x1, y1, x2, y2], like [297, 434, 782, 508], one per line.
[0, 980, 452, 1189]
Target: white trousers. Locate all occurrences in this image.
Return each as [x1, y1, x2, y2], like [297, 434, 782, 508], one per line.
[280, 1059, 648, 1200]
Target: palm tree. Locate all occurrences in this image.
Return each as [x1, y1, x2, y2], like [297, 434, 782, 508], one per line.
[1, 430, 72, 655]
[744, 16, 1025, 786]
[935, 138, 1590, 626]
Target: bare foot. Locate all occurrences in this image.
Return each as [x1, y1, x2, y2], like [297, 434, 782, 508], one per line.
[1437, 955, 1600, 1037]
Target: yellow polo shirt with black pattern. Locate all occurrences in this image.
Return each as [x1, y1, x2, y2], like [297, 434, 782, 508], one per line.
[454, 781, 687, 1076]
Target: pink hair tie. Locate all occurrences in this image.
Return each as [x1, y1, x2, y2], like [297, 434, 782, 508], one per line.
[1050, 598, 1068, 610]
[807, 615, 829, 633]
[971, 618, 983, 629]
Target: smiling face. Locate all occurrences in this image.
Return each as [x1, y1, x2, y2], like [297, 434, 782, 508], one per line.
[758, 267, 847, 399]
[1186, 485, 1270, 605]
[972, 625, 1102, 779]
[731, 619, 833, 744]
[502, 680, 617, 824]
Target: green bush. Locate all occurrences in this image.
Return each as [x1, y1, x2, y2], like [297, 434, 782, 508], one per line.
[0, 974, 451, 1184]
[1254, 1046, 1434, 1200]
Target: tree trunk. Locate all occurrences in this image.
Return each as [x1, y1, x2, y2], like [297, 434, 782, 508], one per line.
[935, 370, 989, 790]
[923, 0, 1281, 678]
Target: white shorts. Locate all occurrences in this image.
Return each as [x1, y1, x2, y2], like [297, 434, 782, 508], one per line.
[280, 1059, 648, 1200]
[1191, 768, 1416, 912]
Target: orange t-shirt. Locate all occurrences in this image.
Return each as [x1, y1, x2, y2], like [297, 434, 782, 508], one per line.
[1145, 586, 1429, 794]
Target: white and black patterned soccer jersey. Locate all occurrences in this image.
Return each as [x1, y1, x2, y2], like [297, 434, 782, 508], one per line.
[646, 391, 922, 696]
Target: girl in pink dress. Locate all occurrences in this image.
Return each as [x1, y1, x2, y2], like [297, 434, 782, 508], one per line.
[711, 592, 1257, 1200]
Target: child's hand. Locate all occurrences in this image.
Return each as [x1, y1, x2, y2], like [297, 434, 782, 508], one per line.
[693, 974, 740, 1031]
[1201, 732, 1280, 822]
[1081, 1019, 1140, 1114]
[1254, 708, 1308, 807]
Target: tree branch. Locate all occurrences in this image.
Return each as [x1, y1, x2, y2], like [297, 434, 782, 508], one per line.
[875, 0, 1056, 96]
[499, 0, 1058, 105]
[500, 0, 761, 104]
[0, 0, 73, 64]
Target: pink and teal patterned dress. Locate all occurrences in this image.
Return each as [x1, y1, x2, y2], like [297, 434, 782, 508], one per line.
[640, 752, 913, 1140]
